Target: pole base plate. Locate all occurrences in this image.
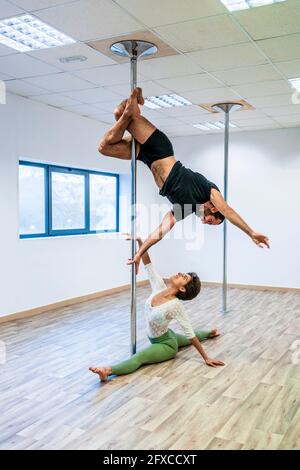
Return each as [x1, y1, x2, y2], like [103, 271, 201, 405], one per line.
[110, 40, 157, 59]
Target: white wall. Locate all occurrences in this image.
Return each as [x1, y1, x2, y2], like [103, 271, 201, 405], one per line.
[0, 92, 157, 317]
[156, 128, 300, 289]
[1, 92, 299, 317]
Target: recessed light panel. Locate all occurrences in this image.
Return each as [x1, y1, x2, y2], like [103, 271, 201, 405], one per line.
[193, 121, 238, 131]
[0, 14, 76, 52]
[220, 0, 286, 12]
[144, 94, 192, 109]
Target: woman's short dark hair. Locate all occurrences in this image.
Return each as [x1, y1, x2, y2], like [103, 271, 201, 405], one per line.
[176, 272, 201, 301]
[214, 211, 225, 223]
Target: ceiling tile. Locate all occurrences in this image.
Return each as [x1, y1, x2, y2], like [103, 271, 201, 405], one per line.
[11, 0, 78, 11]
[0, 44, 17, 57]
[156, 74, 223, 93]
[62, 103, 101, 116]
[233, 80, 293, 99]
[90, 99, 125, 113]
[236, 117, 276, 127]
[5, 78, 47, 96]
[273, 115, 300, 125]
[27, 43, 116, 72]
[158, 123, 200, 134]
[63, 87, 121, 103]
[153, 104, 211, 118]
[34, 0, 143, 41]
[152, 116, 183, 128]
[72, 63, 145, 87]
[87, 113, 116, 124]
[104, 81, 171, 99]
[114, 0, 226, 27]
[24, 72, 95, 93]
[182, 112, 229, 125]
[0, 71, 12, 80]
[0, 0, 24, 19]
[154, 15, 249, 53]
[257, 34, 300, 62]
[186, 43, 267, 72]
[168, 128, 205, 137]
[0, 54, 60, 78]
[274, 59, 300, 78]
[178, 111, 218, 125]
[228, 109, 268, 121]
[32, 93, 81, 107]
[262, 104, 300, 117]
[181, 87, 240, 104]
[240, 123, 281, 130]
[233, 0, 300, 41]
[249, 93, 294, 108]
[137, 55, 203, 80]
[213, 64, 283, 86]
[137, 107, 164, 121]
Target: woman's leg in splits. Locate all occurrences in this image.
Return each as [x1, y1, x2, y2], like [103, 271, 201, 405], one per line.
[175, 328, 220, 348]
[89, 340, 177, 382]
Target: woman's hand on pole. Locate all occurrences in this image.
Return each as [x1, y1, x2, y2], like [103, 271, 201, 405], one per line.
[127, 253, 141, 275]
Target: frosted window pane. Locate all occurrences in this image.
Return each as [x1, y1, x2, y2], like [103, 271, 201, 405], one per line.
[51, 172, 85, 230]
[90, 174, 117, 231]
[19, 165, 45, 235]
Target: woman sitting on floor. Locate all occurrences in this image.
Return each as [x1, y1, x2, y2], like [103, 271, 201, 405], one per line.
[89, 235, 224, 382]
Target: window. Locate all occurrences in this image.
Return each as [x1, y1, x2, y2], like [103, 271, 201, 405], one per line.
[19, 161, 119, 238]
[19, 164, 46, 236]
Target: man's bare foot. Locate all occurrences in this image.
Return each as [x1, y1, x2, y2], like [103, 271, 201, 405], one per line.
[124, 88, 141, 118]
[114, 99, 127, 121]
[209, 328, 220, 338]
[136, 87, 144, 105]
[89, 366, 112, 381]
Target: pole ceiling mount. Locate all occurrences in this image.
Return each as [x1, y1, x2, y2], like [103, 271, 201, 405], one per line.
[212, 102, 244, 114]
[110, 40, 157, 59]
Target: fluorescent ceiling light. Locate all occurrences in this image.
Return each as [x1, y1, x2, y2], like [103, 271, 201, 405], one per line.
[220, 0, 286, 12]
[289, 78, 300, 92]
[193, 121, 237, 131]
[0, 14, 76, 52]
[144, 94, 192, 109]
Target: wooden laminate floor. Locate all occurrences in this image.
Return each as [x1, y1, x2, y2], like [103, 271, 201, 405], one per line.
[0, 285, 300, 450]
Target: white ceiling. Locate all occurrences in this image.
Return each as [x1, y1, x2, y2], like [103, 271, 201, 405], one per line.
[1, 0, 300, 135]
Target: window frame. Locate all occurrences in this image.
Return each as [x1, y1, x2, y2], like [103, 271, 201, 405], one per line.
[19, 161, 120, 239]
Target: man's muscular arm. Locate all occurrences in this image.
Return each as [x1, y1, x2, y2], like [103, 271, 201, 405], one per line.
[210, 189, 270, 248]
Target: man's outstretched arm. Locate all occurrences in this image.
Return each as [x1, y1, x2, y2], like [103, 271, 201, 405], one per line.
[210, 189, 270, 248]
[127, 210, 177, 274]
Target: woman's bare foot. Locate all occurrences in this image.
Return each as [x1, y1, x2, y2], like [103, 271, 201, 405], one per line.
[89, 366, 112, 381]
[209, 328, 220, 338]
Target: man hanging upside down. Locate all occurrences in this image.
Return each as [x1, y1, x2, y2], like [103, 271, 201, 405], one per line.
[98, 88, 270, 273]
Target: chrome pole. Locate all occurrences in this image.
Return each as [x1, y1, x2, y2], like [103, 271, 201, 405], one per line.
[130, 50, 137, 354]
[222, 108, 230, 314]
[110, 40, 157, 354]
[211, 102, 243, 314]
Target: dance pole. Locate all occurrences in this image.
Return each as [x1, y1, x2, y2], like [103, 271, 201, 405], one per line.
[110, 40, 157, 354]
[211, 102, 243, 314]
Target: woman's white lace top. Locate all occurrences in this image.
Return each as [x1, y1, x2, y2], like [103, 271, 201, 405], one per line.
[144, 263, 195, 339]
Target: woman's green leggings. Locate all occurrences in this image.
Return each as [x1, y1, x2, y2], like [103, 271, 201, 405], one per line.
[111, 328, 211, 376]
